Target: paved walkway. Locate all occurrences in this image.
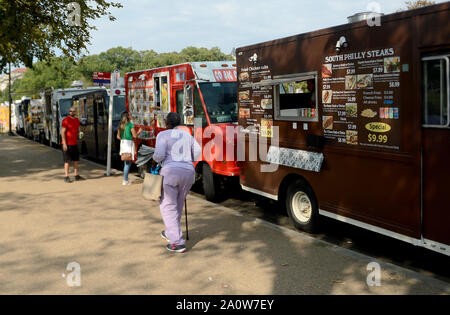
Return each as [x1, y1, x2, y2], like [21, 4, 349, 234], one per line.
[0, 135, 449, 294]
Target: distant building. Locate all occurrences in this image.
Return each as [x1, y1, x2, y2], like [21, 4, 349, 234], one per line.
[0, 68, 28, 92]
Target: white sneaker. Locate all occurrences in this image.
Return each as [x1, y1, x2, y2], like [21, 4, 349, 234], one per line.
[122, 180, 131, 186]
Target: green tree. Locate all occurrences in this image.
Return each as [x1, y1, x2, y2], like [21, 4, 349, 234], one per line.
[0, 0, 122, 72]
[12, 57, 79, 99]
[76, 47, 144, 82]
[403, 1, 436, 10]
[11, 46, 235, 94]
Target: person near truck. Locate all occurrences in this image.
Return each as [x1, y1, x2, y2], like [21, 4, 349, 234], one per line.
[117, 111, 142, 185]
[61, 106, 82, 183]
[152, 112, 201, 253]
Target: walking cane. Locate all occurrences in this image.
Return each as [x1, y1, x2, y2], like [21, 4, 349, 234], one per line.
[185, 199, 189, 241]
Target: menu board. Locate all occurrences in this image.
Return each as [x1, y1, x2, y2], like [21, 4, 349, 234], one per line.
[127, 75, 157, 139]
[321, 47, 402, 150]
[238, 64, 274, 138]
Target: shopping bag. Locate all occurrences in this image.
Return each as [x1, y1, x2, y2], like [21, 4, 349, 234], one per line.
[142, 172, 163, 201]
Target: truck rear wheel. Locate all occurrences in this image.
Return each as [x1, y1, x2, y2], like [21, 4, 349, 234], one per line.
[286, 179, 319, 233]
[202, 164, 220, 202]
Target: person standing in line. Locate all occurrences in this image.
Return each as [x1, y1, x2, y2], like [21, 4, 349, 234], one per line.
[153, 112, 201, 253]
[61, 106, 82, 183]
[117, 111, 142, 185]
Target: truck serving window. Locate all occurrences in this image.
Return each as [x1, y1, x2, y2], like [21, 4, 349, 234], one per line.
[198, 82, 238, 124]
[274, 73, 318, 122]
[423, 56, 449, 127]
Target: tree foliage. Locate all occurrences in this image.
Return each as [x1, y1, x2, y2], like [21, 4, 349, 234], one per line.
[0, 0, 122, 72]
[404, 1, 436, 10]
[10, 46, 234, 100]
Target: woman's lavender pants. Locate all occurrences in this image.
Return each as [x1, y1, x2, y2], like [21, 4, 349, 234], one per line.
[159, 167, 195, 246]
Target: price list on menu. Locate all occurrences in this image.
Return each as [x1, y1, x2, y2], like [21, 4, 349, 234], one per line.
[238, 64, 274, 138]
[321, 47, 402, 150]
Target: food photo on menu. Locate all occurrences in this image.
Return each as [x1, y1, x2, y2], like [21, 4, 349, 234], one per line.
[384, 56, 401, 73]
[361, 108, 377, 118]
[322, 90, 332, 104]
[239, 71, 249, 82]
[322, 64, 332, 78]
[239, 107, 251, 119]
[345, 75, 357, 90]
[239, 90, 250, 101]
[346, 130, 358, 145]
[357, 74, 373, 89]
[261, 98, 273, 109]
[346, 103, 358, 118]
[323, 116, 333, 130]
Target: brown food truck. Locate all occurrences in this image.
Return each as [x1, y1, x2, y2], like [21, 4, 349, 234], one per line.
[236, 3, 450, 255]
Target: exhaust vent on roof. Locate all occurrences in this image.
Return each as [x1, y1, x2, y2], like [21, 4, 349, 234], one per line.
[347, 12, 384, 24]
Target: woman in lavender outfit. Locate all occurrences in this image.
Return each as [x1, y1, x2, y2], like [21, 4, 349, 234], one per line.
[152, 112, 201, 253]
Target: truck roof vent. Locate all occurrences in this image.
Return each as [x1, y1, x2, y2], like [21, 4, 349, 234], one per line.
[347, 12, 384, 24]
[71, 80, 84, 88]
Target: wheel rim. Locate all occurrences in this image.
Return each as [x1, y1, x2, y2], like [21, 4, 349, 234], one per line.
[291, 191, 312, 223]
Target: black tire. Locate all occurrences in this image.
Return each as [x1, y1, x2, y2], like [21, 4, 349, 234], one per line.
[81, 142, 87, 155]
[202, 163, 220, 202]
[285, 179, 319, 233]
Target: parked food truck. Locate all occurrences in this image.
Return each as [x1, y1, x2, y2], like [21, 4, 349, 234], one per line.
[13, 100, 24, 135]
[72, 88, 126, 162]
[236, 3, 450, 255]
[125, 61, 239, 201]
[41, 84, 105, 147]
[23, 98, 45, 141]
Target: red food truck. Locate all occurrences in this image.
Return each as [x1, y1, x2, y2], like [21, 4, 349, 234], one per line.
[236, 3, 450, 255]
[125, 61, 239, 201]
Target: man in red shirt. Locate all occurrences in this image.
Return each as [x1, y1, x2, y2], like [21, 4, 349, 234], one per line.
[61, 106, 83, 183]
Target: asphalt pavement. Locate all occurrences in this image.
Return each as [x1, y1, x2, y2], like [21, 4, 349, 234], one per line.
[0, 135, 449, 295]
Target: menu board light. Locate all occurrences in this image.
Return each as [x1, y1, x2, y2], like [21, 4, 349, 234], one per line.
[336, 36, 349, 53]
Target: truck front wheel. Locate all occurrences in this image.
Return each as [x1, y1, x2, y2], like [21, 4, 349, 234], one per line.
[286, 179, 319, 233]
[202, 164, 220, 202]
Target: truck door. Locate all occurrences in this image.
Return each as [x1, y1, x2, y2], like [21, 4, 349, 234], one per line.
[421, 55, 450, 253]
[85, 96, 97, 159]
[175, 88, 185, 121]
[176, 84, 195, 127]
[95, 94, 107, 160]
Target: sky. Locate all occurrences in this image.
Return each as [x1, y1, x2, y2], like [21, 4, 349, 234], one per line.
[85, 0, 447, 56]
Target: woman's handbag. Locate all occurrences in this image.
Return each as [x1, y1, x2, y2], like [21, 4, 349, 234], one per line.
[121, 152, 132, 161]
[142, 172, 163, 201]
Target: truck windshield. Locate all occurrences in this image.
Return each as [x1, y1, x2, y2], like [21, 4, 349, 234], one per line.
[199, 82, 238, 124]
[59, 98, 73, 117]
[113, 95, 126, 120]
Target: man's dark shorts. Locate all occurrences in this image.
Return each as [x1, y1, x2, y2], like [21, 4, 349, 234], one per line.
[63, 145, 80, 163]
